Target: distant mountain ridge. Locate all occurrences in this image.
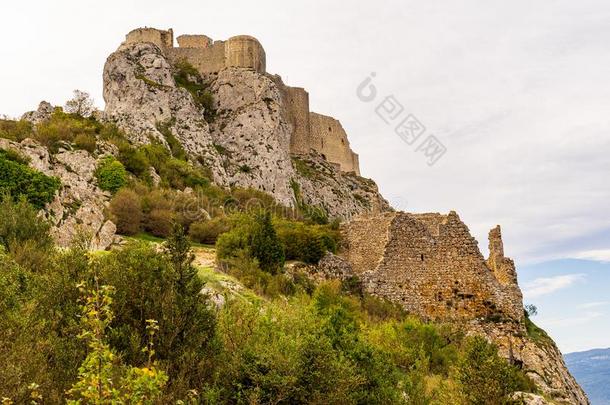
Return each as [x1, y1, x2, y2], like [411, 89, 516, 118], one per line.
[566, 348, 610, 405]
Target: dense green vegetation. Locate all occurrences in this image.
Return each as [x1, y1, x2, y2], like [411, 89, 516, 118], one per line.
[0, 193, 539, 403]
[0, 149, 60, 208]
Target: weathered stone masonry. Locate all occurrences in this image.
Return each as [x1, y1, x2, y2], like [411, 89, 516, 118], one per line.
[124, 27, 360, 175]
[340, 211, 524, 322]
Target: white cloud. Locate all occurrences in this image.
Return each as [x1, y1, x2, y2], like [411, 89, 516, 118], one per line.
[539, 311, 604, 328]
[523, 274, 585, 298]
[572, 249, 610, 263]
[577, 301, 609, 309]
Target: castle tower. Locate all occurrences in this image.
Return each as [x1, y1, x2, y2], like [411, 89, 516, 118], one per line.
[225, 35, 266, 73]
[487, 226, 518, 286]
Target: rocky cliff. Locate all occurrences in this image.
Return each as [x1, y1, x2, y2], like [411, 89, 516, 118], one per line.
[103, 40, 388, 216]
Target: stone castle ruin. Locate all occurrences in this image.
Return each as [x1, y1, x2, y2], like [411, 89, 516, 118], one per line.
[338, 212, 524, 322]
[124, 28, 360, 175]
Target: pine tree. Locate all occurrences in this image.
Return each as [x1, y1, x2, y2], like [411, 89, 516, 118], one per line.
[250, 210, 285, 274]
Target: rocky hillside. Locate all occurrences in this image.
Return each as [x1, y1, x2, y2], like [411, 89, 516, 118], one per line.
[0, 26, 588, 404]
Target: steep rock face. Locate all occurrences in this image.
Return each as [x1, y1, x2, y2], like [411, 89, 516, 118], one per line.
[206, 68, 296, 206]
[103, 42, 224, 178]
[471, 322, 589, 405]
[0, 138, 116, 250]
[102, 41, 389, 217]
[293, 152, 391, 219]
[337, 211, 588, 404]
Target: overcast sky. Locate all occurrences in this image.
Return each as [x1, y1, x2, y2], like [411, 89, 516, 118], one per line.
[1, 0, 608, 352]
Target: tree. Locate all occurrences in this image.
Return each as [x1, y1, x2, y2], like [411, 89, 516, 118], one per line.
[455, 336, 529, 404]
[0, 195, 54, 270]
[250, 210, 285, 274]
[64, 90, 95, 118]
[524, 304, 538, 318]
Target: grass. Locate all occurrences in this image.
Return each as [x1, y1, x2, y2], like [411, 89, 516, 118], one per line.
[525, 316, 553, 346]
[135, 74, 168, 90]
[197, 264, 262, 304]
[126, 232, 214, 249]
[292, 157, 319, 179]
[127, 232, 167, 244]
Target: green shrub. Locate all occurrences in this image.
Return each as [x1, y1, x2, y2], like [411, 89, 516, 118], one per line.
[109, 189, 142, 235]
[455, 335, 535, 404]
[0, 149, 60, 209]
[0, 195, 54, 270]
[99, 233, 216, 399]
[73, 133, 97, 153]
[276, 220, 339, 264]
[0, 119, 32, 141]
[95, 156, 127, 193]
[117, 145, 150, 179]
[34, 110, 99, 153]
[188, 217, 229, 245]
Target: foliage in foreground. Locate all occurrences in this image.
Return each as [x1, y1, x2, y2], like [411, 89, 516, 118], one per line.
[0, 197, 537, 404]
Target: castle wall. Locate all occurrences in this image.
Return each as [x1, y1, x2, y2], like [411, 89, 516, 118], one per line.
[342, 212, 524, 322]
[125, 28, 173, 49]
[167, 41, 227, 74]
[309, 113, 360, 175]
[176, 34, 213, 48]
[285, 87, 313, 155]
[341, 212, 396, 275]
[225, 36, 266, 72]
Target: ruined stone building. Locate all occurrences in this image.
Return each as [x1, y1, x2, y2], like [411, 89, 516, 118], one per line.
[339, 212, 524, 322]
[124, 28, 360, 175]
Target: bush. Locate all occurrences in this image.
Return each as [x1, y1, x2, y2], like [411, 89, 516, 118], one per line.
[144, 209, 174, 238]
[0, 149, 60, 209]
[0, 119, 32, 141]
[0, 195, 54, 270]
[73, 133, 97, 153]
[99, 235, 216, 399]
[455, 336, 534, 404]
[95, 156, 127, 193]
[276, 220, 339, 264]
[188, 217, 229, 245]
[109, 189, 142, 235]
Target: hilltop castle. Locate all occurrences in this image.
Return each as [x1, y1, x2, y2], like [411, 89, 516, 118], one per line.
[124, 28, 360, 175]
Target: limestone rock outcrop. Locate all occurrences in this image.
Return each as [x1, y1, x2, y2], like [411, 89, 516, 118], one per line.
[21, 101, 53, 125]
[206, 67, 296, 206]
[103, 42, 223, 177]
[0, 138, 116, 250]
[102, 32, 387, 217]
